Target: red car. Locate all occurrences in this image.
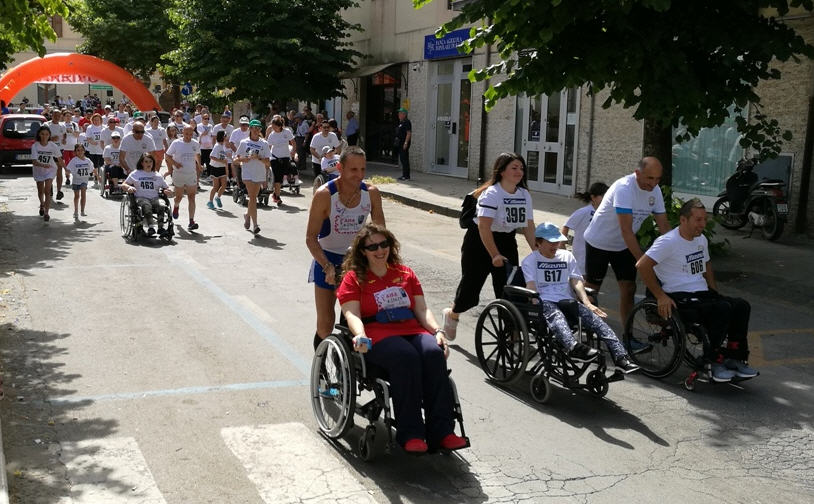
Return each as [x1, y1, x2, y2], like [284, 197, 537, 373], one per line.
[0, 114, 47, 170]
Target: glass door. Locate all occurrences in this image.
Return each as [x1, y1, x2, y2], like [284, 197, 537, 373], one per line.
[429, 59, 472, 177]
[520, 90, 576, 195]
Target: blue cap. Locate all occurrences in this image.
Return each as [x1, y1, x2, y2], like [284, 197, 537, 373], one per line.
[535, 222, 567, 242]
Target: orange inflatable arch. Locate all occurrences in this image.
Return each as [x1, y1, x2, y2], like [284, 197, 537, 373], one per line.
[0, 52, 160, 111]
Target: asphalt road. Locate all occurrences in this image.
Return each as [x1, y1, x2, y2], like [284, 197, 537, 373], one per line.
[0, 171, 812, 503]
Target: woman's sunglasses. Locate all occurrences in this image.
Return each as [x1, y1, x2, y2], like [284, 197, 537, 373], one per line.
[362, 240, 390, 252]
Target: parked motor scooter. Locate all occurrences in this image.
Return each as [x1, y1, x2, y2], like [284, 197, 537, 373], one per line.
[712, 158, 788, 241]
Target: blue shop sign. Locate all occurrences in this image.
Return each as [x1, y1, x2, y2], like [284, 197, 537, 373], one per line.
[424, 28, 471, 60]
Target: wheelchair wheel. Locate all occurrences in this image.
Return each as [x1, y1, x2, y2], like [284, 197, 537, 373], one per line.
[475, 300, 529, 384]
[586, 370, 609, 398]
[311, 335, 356, 439]
[119, 197, 136, 240]
[529, 373, 552, 404]
[313, 174, 326, 193]
[623, 300, 685, 378]
[358, 424, 377, 462]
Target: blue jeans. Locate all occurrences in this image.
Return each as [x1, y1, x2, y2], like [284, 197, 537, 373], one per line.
[365, 333, 454, 446]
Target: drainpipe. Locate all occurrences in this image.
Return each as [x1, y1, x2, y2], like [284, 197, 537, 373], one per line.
[477, 19, 492, 185]
[584, 89, 596, 190]
[796, 96, 814, 233]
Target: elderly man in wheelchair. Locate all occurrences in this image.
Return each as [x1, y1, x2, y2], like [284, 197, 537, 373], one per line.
[119, 153, 175, 242]
[634, 199, 758, 386]
[310, 224, 468, 459]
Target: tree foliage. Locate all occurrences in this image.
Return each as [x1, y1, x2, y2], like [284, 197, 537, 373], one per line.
[416, 0, 814, 161]
[162, 0, 363, 106]
[69, 0, 172, 80]
[0, 0, 70, 66]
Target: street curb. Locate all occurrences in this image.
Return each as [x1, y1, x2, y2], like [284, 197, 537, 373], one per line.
[378, 188, 461, 220]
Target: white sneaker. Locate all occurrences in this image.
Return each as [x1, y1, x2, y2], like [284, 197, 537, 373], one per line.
[442, 308, 458, 341]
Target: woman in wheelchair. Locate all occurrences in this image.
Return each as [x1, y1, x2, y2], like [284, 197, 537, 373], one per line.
[521, 223, 640, 374]
[336, 224, 468, 454]
[120, 154, 174, 236]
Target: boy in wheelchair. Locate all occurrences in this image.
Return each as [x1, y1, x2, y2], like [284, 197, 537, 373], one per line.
[521, 223, 640, 374]
[636, 199, 758, 382]
[336, 224, 468, 454]
[120, 153, 174, 236]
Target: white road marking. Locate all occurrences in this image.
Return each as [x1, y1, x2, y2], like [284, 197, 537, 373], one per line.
[60, 437, 166, 503]
[222, 423, 377, 504]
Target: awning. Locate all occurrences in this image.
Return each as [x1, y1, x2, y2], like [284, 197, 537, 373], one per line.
[340, 62, 403, 79]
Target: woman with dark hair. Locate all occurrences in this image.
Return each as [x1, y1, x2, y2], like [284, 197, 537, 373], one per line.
[121, 153, 173, 236]
[336, 223, 467, 454]
[561, 182, 609, 276]
[31, 125, 65, 222]
[441, 152, 536, 340]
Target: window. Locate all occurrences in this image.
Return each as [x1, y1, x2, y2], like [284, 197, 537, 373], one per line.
[449, 0, 475, 10]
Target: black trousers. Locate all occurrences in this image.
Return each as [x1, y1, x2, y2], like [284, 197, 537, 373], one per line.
[669, 290, 751, 361]
[398, 147, 410, 178]
[347, 133, 358, 146]
[452, 227, 519, 314]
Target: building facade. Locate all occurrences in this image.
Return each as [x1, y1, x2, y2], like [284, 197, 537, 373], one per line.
[339, 2, 814, 235]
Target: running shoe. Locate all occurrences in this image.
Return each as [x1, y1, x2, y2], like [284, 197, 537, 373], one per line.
[56, 190, 64, 200]
[439, 433, 467, 451]
[710, 363, 736, 382]
[73, 212, 78, 219]
[615, 357, 640, 374]
[253, 226, 261, 235]
[80, 211, 87, 216]
[172, 206, 179, 219]
[206, 201, 215, 210]
[188, 220, 198, 231]
[39, 205, 44, 216]
[403, 439, 428, 454]
[569, 342, 599, 363]
[43, 214, 50, 222]
[147, 227, 156, 236]
[442, 308, 458, 341]
[724, 359, 758, 378]
[215, 197, 222, 208]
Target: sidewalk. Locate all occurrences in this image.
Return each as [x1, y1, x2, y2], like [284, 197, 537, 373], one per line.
[363, 162, 814, 307]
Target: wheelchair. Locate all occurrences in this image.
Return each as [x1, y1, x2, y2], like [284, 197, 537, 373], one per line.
[119, 192, 174, 243]
[623, 296, 758, 391]
[310, 325, 470, 461]
[100, 165, 126, 199]
[231, 165, 272, 207]
[312, 170, 337, 193]
[474, 285, 625, 403]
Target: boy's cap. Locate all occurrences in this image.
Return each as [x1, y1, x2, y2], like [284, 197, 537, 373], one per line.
[322, 145, 334, 155]
[239, 116, 250, 124]
[535, 222, 567, 242]
[248, 119, 262, 127]
[111, 131, 121, 138]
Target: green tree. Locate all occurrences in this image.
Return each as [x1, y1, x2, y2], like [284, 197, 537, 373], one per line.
[0, 0, 69, 66]
[69, 0, 172, 80]
[162, 0, 362, 107]
[416, 0, 814, 185]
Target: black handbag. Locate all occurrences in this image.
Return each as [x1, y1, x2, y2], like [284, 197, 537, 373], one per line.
[458, 192, 477, 229]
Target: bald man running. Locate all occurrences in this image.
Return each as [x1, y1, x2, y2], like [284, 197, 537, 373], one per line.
[582, 157, 672, 326]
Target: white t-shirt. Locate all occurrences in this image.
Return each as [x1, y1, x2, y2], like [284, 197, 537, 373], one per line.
[103, 144, 121, 166]
[521, 249, 582, 303]
[116, 111, 130, 123]
[321, 154, 340, 173]
[101, 127, 124, 148]
[645, 228, 710, 294]
[65, 156, 94, 184]
[31, 141, 61, 170]
[120, 133, 157, 172]
[229, 127, 249, 151]
[146, 126, 167, 150]
[475, 184, 534, 233]
[236, 137, 271, 174]
[267, 128, 294, 159]
[209, 143, 232, 167]
[124, 170, 169, 199]
[212, 123, 234, 144]
[564, 204, 595, 275]
[46, 121, 65, 149]
[309, 132, 340, 163]
[62, 121, 80, 149]
[584, 173, 666, 251]
[166, 138, 201, 173]
[85, 124, 105, 155]
[197, 122, 214, 149]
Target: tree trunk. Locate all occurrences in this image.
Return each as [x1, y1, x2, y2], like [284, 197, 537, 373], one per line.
[642, 118, 673, 187]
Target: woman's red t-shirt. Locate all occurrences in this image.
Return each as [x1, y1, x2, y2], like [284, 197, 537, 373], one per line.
[336, 264, 427, 344]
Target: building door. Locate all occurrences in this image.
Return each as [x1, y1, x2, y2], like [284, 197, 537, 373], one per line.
[519, 90, 577, 195]
[428, 59, 472, 178]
